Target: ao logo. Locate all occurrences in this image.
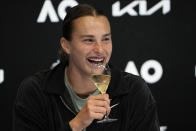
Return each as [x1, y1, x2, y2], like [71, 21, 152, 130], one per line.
[0, 69, 4, 84]
[125, 60, 163, 84]
[37, 0, 171, 23]
[37, 0, 78, 23]
[112, 0, 171, 17]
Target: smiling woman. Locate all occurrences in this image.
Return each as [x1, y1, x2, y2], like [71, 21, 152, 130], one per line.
[13, 4, 160, 131]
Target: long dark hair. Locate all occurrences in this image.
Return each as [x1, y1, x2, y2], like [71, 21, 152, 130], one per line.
[58, 4, 105, 64]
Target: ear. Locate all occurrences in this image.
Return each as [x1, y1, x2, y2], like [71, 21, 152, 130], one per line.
[60, 37, 71, 54]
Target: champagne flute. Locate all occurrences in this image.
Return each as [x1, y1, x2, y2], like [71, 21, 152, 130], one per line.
[91, 64, 118, 123]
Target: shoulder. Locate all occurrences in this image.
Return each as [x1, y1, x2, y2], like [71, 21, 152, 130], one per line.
[111, 65, 147, 92]
[111, 65, 156, 104]
[15, 69, 51, 102]
[14, 69, 53, 123]
[122, 71, 143, 85]
[122, 71, 156, 106]
[122, 72, 148, 92]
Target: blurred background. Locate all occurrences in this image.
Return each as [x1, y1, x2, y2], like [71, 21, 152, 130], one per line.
[1, 0, 195, 130]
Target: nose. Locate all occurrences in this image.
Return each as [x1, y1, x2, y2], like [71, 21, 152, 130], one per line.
[93, 42, 103, 53]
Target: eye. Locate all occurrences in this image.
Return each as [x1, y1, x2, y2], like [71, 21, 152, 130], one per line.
[102, 37, 110, 42]
[83, 39, 95, 43]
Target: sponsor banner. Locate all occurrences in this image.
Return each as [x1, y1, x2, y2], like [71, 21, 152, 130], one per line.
[37, 0, 171, 23]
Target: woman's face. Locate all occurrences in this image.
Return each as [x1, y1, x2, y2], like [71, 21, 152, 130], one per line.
[61, 16, 112, 76]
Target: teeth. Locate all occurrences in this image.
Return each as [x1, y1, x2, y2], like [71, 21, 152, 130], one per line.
[88, 59, 103, 62]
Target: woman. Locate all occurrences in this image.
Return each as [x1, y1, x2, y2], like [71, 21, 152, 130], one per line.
[13, 4, 160, 131]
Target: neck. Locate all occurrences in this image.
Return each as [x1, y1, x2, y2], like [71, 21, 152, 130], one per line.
[66, 65, 97, 98]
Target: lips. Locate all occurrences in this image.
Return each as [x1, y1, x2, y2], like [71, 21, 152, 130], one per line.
[87, 56, 105, 67]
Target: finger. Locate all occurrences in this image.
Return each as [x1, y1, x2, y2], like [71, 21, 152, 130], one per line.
[86, 100, 110, 117]
[106, 106, 111, 116]
[103, 94, 110, 104]
[90, 106, 107, 115]
[89, 94, 109, 100]
[89, 94, 105, 100]
[88, 99, 109, 108]
[103, 93, 109, 99]
[100, 94, 110, 103]
[86, 103, 107, 114]
[90, 112, 105, 120]
[89, 94, 110, 105]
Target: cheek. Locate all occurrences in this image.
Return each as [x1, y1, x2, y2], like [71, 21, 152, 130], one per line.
[105, 44, 112, 62]
[107, 44, 112, 55]
[71, 45, 89, 59]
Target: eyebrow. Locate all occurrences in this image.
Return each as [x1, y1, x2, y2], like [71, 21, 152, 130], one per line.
[80, 33, 111, 38]
[103, 33, 111, 37]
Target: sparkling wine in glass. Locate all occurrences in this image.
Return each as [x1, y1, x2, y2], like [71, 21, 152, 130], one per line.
[91, 64, 118, 123]
[91, 74, 110, 94]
